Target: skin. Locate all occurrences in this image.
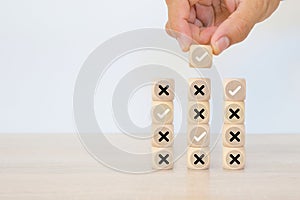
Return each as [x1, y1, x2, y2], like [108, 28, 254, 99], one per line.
[165, 0, 281, 55]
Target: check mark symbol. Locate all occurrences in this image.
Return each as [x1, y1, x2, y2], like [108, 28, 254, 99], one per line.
[195, 52, 209, 63]
[229, 86, 242, 96]
[194, 131, 207, 142]
[157, 109, 170, 119]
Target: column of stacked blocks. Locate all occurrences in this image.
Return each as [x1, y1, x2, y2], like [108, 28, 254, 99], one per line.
[223, 79, 246, 170]
[187, 78, 211, 170]
[187, 45, 213, 170]
[151, 79, 175, 170]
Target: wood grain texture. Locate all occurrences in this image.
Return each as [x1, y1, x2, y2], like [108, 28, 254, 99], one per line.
[0, 134, 300, 200]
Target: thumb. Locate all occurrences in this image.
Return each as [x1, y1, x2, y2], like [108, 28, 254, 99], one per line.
[211, 2, 258, 55]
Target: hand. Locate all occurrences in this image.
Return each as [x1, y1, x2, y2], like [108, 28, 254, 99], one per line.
[165, 0, 281, 55]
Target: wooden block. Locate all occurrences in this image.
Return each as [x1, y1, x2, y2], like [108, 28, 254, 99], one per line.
[189, 45, 213, 68]
[224, 101, 245, 124]
[152, 79, 175, 101]
[188, 78, 211, 101]
[152, 147, 173, 170]
[187, 124, 210, 147]
[188, 101, 210, 124]
[152, 101, 173, 124]
[187, 147, 210, 170]
[223, 147, 245, 170]
[152, 124, 174, 148]
[222, 124, 245, 147]
[224, 79, 246, 101]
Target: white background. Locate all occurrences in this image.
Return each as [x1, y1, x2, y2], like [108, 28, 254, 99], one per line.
[0, 0, 299, 134]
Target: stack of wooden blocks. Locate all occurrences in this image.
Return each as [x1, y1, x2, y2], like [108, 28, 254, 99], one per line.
[151, 79, 175, 170]
[223, 79, 246, 170]
[187, 45, 213, 170]
[151, 44, 246, 170]
[187, 78, 211, 170]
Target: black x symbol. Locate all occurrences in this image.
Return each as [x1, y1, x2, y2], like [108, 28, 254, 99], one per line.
[194, 85, 205, 96]
[229, 108, 240, 119]
[229, 131, 240, 142]
[158, 85, 169, 96]
[158, 154, 170, 165]
[229, 154, 240, 165]
[194, 108, 205, 120]
[194, 154, 205, 165]
[158, 131, 170, 142]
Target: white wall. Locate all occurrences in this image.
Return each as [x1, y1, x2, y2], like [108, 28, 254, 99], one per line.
[0, 0, 299, 134]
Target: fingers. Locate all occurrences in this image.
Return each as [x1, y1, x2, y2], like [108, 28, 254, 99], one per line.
[189, 24, 217, 44]
[211, 1, 259, 55]
[165, 0, 192, 51]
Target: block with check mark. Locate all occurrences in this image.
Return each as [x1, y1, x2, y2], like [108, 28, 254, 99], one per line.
[188, 101, 210, 124]
[222, 124, 245, 147]
[152, 147, 173, 170]
[187, 147, 210, 170]
[224, 79, 246, 101]
[187, 124, 210, 147]
[223, 147, 245, 170]
[224, 101, 245, 124]
[152, 79, 175, 101]
[188, 78, 211, 101]
[152, 124, 174, 147]
[152, 101, 174, 124]
[189, 45, 213, 68]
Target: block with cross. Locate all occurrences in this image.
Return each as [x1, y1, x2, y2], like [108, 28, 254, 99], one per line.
[152, 147, 174, 170]
[224, 79, 246, 101]
[152, 124, 174, 148]
[152, 79, 175, 101]
[152, 101, 174, 124]
[189, 45, 213, 68]
[188, 78, 211, 101]
[187, 147, 210, 170]
[224, 101, 245, 124]
[222, 124, 245, 147]
[223, 147, 245, 170]
[188, 101, 210, 124]
[187, 124, 210, 147]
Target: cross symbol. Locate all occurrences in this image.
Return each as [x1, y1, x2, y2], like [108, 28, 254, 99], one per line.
[229, 108, 240, 119]
[194, 108, 205, 120]
[158, 131, 170, 142]
[158, 85, 170, 96]
[194, 85, 205, 96]
[229, 154, 241, 165]
[229, 131, 240, 142]
[193, 153, 205, 165]
[158, 154, 170, 165]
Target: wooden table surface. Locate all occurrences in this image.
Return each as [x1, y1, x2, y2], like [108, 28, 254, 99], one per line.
[0, 134, 299, 200]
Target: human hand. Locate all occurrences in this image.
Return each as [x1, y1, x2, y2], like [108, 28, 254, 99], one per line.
[165, 0, 281, 55]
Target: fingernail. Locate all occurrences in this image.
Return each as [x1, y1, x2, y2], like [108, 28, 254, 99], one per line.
[213, 37, 230, 54]
[177, 35, 191, 52]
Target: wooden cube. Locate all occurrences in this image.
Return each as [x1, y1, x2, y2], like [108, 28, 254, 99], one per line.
[224, 79, 246, 101]
[223, 147, 245, 170]
[152, 124, 174, 147]
[152, 101, 174, 124]
[152, 79, 175, 101]
[187, 147, 210, 170]
[152, 147, 173, 170]
[188, 78, 211, 101]
[187, 124, 210, 147]
[224, 101, 245, 124]
[222, 124, 245, 147]
[188, 101, 210, 124]
[189, 45, 213, 68]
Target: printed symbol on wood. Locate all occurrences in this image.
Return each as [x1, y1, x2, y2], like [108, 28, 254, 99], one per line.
[189, 45, 213, 68]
